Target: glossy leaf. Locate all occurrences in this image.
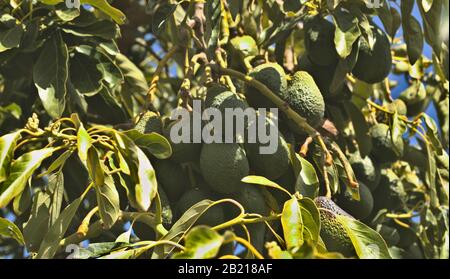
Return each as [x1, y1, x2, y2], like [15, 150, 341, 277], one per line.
[281, 197, 303, 249]
[0, 132, 20, 183]
[0, 217, 25, 245]
[95, 176, 120, 229]
[0, 148, 54, 208]
[337, 215, 391, 259]
[173, 226, 223, 259]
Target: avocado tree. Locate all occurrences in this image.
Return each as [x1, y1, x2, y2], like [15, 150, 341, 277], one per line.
[0, 0, 448, 259]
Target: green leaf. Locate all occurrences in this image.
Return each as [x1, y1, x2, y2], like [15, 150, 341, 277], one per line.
[152, 3, 178, 35]
[390, 112, 406, 157]
[135, 148, 158, 212]
[123, 129, 172, 160]
[336, 215, 391, 259]
[153, 199, 214, 259]
[242, 175, 291, 196]
[95, 176, 120, 229]
[0, 15, 24, 52]
[23, 190, 52, 252]
[82, 0, 126, 24]
[298, 198, 320, 243]
[55, 7, 81, 21]
[69, 52, 103, 96]
[173, 226, 224, 259]
[332, 10, 361, 59]
[401, 0, 424, 64]
[77, 123, 92, 162]
[205, 0, 222, 56]
[419, 0, 442, 54]
[62, 20, 119, 40]
[0, 148, 55, 208]
[344, 101, 372, 157]
[33, 32, 69, 119]
[294, 155, 319, 199]
[47, 172, 65, 227]
[281, 197, 303, 249]
[87, 147, 105, 187]
[0, 217, 25, 245]
[40, 149, 73, 177]
[36, 194, 84, 259]
[0, 132, 20, 183]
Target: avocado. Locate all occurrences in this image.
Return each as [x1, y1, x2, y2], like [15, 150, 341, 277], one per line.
[337, 183, 374, 220]
[304, 16, 339, 66]
[372, 168, 406, 211]
[230, 35, 259, 59]
[153, 159, 187, 203]
[245, 115, 290, 180]
[369, 123, 404, 163]
[245, 62, 288, 109]
[352, 24, 392, 84]
[232, 186, 269, 253]
[134, 111, 163, 134]
[348, 151, 381, 191]
[150, 186, 173, 228]
[163, 114, 202, 163]
[200, 143, 250, 194]
[176, 188, 225, 227]
[283, 71, 325, 128]
[399, 82, 430, 117]
[387, 99, 408, 116]
[377, 225, 400, 247]
[314, 196, 356, 257]
[296, 54, 337, 98]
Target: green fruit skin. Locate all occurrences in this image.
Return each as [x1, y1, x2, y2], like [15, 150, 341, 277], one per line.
[245, 63, 288, 109]
[153, 159, 187, 203]
[369, 123, 404, 163]
[296, 54, 338, 98]
[304, 16, 339, 66]
[337, 183, 374, 220]
[387, 99, 408, 116]
[204, 86, 235, 109]
[200, 143, 250, 194]
[135, 111, 163, 134]
[314, 197, 356, 257]
[284, 71, 325, 128]
[245, 117, 290, 180]
[231, 186, 269, 252]
[163, 116, 202, 164]
[352, 25, 392, 84]
[176, 188, 225, 227]
[372, 168, 406, 212]
[348, 152, 381, 191]
[377, 225, 400, 247]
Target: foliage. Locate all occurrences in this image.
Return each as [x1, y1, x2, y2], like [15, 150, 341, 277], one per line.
[0, 0, 448, 259]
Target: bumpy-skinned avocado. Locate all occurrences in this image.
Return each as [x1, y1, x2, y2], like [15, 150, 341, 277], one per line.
[245, 63, 288, 109]
[399, 82, 430, 117]
[163, 114, 202, 163]
[337, 183, 374, 220]
[352, 24, 392, 84]
[176, 188, 225, 226]
[134, 111, 163, 134]
[204, 84, 231, 109]
[369, 123, 404, 163]
[232, 186, 269, 252]
[296, 54, 338, 98]
[284, 71, 325, 128]
[387, 99, 408, 116]
[245, 115, 290, 180]
[348, 151, 381, 191]
[230, 35, 259, 59]
[304, 16, 339, 66]
[200, 143, 249, 194]
[153, 159, 187, 203]
[314, 196, 356, 257]
[373, 168, 406, 211]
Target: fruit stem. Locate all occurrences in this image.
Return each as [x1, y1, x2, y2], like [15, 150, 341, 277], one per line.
[299, 136, 313, 157]
[323, 164, 332, 199]
[330, 142, 359, 189]
[213, 65, 318, 136]
[316, 135, 333, 166]
[147, 45, 181, 108]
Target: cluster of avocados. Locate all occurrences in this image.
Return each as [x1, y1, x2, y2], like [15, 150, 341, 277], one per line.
[131, 16, 420, 257]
